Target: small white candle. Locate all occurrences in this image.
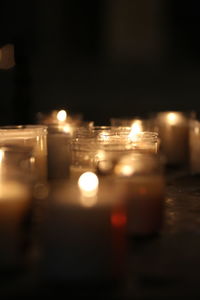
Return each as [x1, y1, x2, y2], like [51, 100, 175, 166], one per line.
[156, 112, 189, 165]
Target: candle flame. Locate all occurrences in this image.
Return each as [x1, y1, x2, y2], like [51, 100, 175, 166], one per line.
[194, 126, 200, 135]
[0, 150, 4, 163]
[166, 112, 177, 125]
[78, 172, 99, 206]
[63, 124, 73, 134]
[129, 120, 142, 141]
[57, 110, 67, 122]
[115, 164, 134, 177]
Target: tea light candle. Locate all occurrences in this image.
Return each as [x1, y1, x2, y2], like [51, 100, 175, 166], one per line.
[0, 180, 31, 269]
[114, 153, 165, 236]
[156, 112, 189, 165]
[41, 172, 125, 282]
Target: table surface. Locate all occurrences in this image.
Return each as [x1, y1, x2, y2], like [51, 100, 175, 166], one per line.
[1, 169, 200, 299]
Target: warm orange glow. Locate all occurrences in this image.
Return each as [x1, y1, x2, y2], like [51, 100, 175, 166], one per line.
[166, 112, 177, 125]
[57, 110, 67, 122]
[129, 120, 143, 141]
[78, 172, 99, 205]
[96, 150, 106, 161]
[97, 160, 113, 174]
[111, 212, 127, 227]
[63, 124, 73, 135]
[115, 164, 134, 177]
[0, 150, 4, 163]
[194, 126, 200, 135]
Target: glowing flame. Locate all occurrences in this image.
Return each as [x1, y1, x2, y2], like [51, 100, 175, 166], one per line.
[166, 112, 177, 125]
[115, 164, 134, 177]
[0, 150, 4, 163]
[57, 110, 67, 122]
[78, 172, 99, 206]
[129, 120, 142, 141]
[194, 126, 200, 135]
[63, 124, 73, 135]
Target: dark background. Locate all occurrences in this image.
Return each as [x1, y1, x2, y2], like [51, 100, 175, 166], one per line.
[1, 0, 200, 125]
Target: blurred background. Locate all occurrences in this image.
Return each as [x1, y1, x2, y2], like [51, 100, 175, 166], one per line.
[0, 0, 200, 125]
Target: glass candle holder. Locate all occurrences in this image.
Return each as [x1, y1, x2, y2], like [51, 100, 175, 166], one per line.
[113, 152, 165, 236]
[71, 127, 159, 179]
[70, 127, 130, 178]
[155, 111, 189, 166]
[0, 125, 47, 182]
[70, 138, 98, 180]
[40, 173, 126, 284]
[128, 131, 159, 154]
[189, 119, 200, 174]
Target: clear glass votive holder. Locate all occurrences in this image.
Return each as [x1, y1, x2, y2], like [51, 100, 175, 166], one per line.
[113, 152, 165, 237]
[70, 126, 131, 178]
[71, 127, 159, 179]
[0, 125, 47, 182]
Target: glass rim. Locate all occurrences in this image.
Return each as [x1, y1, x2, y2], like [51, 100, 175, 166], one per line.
[0, 125, 47, 137]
